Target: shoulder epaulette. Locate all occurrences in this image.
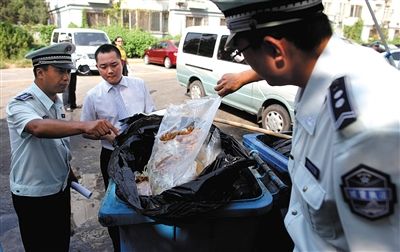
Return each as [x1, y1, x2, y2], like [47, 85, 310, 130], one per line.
[328, 76, 357, 130]
[15, 92, 33, 101]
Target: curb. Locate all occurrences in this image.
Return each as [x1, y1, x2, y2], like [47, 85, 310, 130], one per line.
[128, 58, 143, 64]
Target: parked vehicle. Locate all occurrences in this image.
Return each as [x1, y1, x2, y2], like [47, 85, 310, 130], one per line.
[382, 49, 400, 70]
[144, 40, 178, 68]
[176, 26, 298, 132]
[51, 28, 111, 74]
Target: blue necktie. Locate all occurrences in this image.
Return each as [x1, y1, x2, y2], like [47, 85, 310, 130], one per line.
[111, 85, 129, 121]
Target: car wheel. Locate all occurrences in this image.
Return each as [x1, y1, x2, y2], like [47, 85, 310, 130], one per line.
[261, 104, 291, 132]
[144, 55, 149, 64]
[189, 80, 205, 99]
[164, 57, 172, 69]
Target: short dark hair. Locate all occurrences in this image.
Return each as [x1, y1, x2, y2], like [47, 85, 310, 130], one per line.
[236, 13, 332, 52]
[33, 65, 49, 77]
[114, 36, 123, 42]
[95, 44, 122, 62]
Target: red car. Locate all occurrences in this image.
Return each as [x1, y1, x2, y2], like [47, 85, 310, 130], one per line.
[144, 40, 179, 68]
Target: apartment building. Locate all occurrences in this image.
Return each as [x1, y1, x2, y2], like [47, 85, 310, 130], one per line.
[46, 0, 399, 41]
[324, 0, 400, 41]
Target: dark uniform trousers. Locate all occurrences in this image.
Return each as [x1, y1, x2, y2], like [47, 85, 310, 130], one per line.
[12, 187, 71, 252]
[101, 147, 121, 252]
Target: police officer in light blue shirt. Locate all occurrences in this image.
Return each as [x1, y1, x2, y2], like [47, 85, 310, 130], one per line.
[6, 42, 118, 252]
[212, 0, 400, 251]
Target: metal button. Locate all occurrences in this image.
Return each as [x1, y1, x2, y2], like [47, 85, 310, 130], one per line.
[302, 186, 308, 192]
[291, 210, 297, 215]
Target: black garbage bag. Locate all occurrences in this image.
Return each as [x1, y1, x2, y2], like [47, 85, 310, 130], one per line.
[108, 114, 258, 218]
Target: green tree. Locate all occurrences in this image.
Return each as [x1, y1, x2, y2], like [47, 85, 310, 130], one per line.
[100, 26, 157, 58]
[82, 9, 89, 28]
[103, 2, 121, 26]
[344, 19, 363, 43]
[0, 22, 33, 59]
[37, 24, 57, 45]
[0, 0, 49, 25]
[390, 36, 400, 45]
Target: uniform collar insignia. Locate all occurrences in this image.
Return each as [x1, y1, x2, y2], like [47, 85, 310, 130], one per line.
[328, 76, 357, 130]
[15, 93, 33, 101]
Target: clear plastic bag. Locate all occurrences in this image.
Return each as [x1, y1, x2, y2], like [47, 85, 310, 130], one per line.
[196, 127, 222, 173]
[147, 96, 222, 195]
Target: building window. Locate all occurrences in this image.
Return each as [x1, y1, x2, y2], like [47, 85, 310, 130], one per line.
[87, 12, 107, 27]
[138, 10, 150, 31]
[130, 10, 137, 29]
[123, 10, 130, 28]
[350, 5, 362, 18]
[186, 16, 203, 27]
[130, 10, 167, 33]
[162, 12, 168, 32]
[150, 12, 160, 31]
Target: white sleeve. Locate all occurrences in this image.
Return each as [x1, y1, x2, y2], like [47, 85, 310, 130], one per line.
[334, 126, 400, 251]
[142, 81, 156, 113]
[6, 100, 42, 137]
[80, 94, 97, 122]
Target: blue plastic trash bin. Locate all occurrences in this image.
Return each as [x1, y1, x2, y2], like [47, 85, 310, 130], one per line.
[242, 133, 293, 239]
[98, 166, 290, 252]
[242, 133, 289, 174]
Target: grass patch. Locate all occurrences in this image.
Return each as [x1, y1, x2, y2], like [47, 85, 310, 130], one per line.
[0, 58, 32, 69]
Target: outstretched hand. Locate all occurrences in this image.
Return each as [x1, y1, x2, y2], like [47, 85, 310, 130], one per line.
[84, 119, 119, 139]
[215, 72, 244, 97]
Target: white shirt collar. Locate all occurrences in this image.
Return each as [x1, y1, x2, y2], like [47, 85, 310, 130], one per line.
[30, 82, 63, 111]
[104, 76, 128, 93]
[295, 35, 346, 135]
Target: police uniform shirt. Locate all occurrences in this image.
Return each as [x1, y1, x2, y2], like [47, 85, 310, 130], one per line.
[81, 76, 155, 150]
[284, 35, 400, 251]
[7, 83, 72, 197]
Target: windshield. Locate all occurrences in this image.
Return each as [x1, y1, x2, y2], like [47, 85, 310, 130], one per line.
[74, 32, 109, 46]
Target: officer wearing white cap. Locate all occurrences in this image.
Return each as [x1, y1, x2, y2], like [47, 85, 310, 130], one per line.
[212, 0, 400, 251]
[6, 43, 118, 251]
[26, 42, 76, 68]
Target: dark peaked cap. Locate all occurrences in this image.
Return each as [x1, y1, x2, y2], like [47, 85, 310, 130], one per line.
[25, 42, 76, 69]
[211, 0, 324, 47]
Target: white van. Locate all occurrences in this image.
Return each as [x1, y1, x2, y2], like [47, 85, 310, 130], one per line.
[51, 28, 111, 74]
[176, 26, 298, 132]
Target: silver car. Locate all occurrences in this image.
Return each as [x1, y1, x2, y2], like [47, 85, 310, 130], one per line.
[382, 49, 400, 70]
[176, 26, 298, 132]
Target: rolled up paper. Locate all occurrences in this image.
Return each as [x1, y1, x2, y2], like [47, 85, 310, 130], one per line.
[71, 181, 93, 199]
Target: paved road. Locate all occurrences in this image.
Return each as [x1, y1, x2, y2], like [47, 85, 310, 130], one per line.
[0, 61, 257, 251]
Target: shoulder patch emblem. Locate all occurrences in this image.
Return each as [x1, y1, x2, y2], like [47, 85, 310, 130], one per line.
[328, 77, 356, 130]
[341, 164, 397, 220]
[15, 92, 33, 101]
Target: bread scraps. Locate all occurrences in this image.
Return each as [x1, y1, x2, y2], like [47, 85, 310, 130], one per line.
[160, 125, 195, 141]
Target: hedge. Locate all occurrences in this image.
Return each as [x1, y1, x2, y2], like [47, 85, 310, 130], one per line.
[0, 21, 33, 59]
[99, 26, 158, 58]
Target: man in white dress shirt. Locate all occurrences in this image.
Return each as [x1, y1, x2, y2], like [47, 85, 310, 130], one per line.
[80, 44, 155, 251]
